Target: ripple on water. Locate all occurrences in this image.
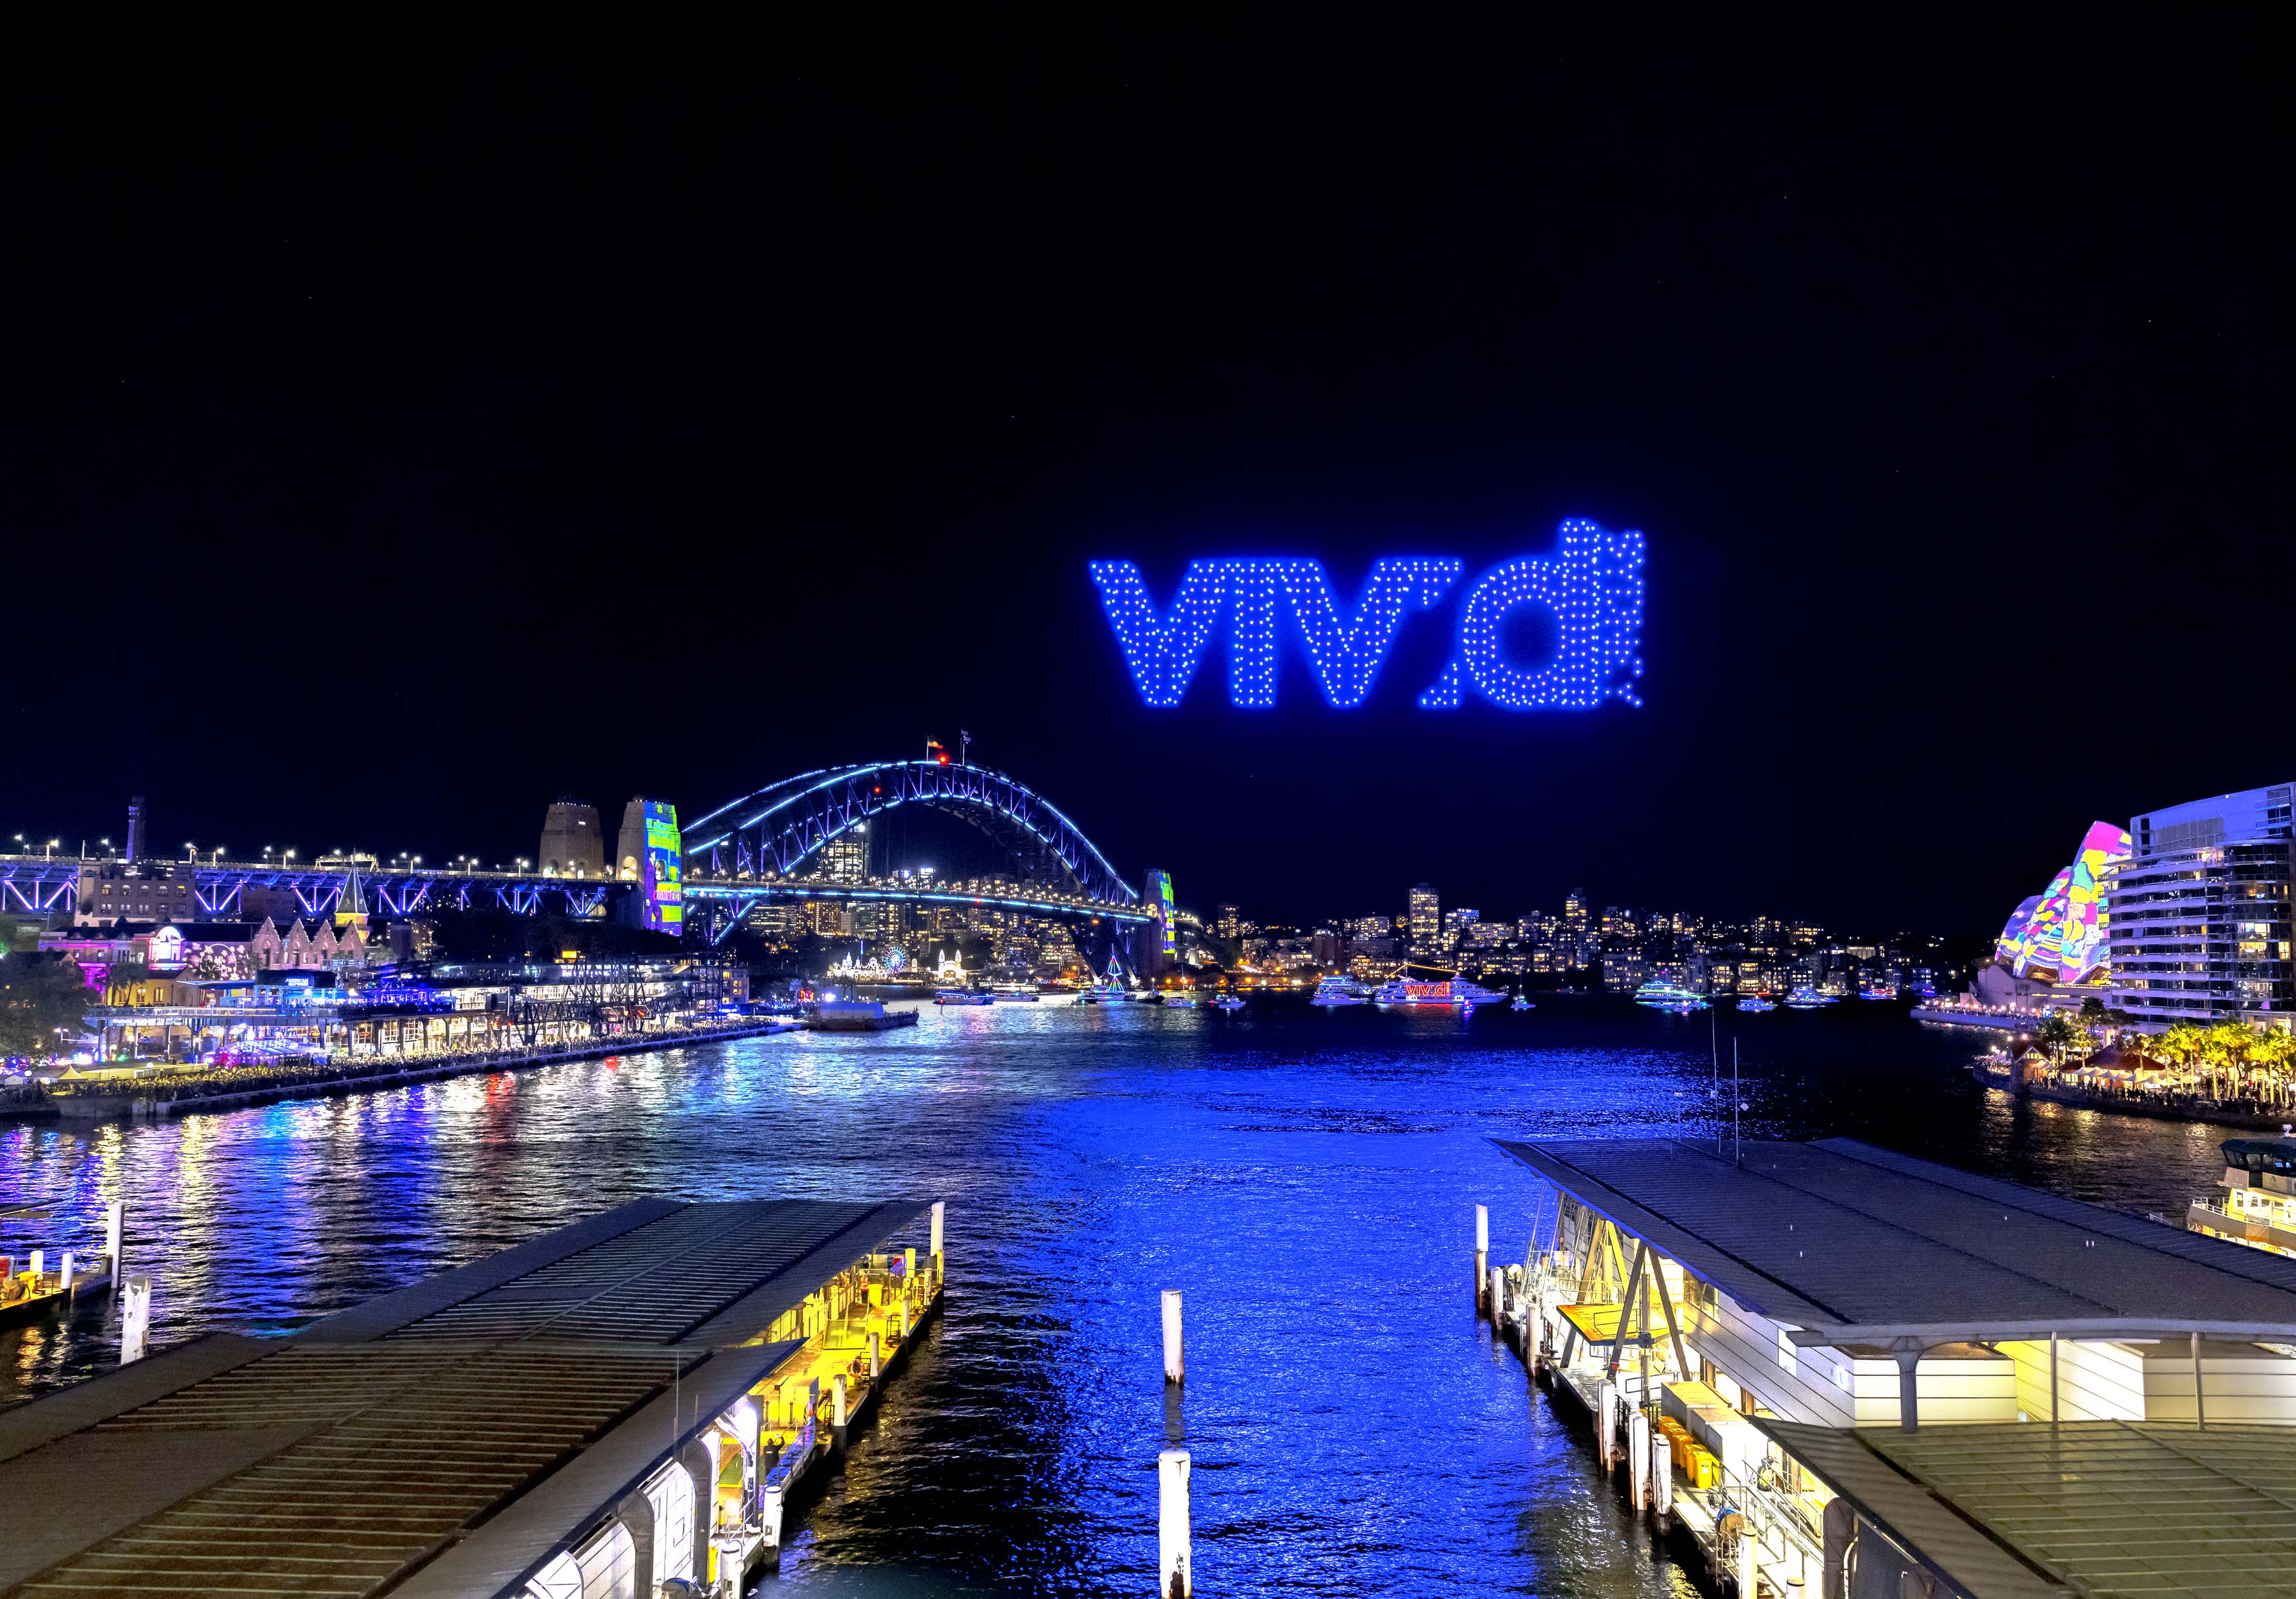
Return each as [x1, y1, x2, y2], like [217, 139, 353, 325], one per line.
[0, 999, 2221, 1598]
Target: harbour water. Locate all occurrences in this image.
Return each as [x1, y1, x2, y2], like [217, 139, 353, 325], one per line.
[0, 998, 2232, 1596]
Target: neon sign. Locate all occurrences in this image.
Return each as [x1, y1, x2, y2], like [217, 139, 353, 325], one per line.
[1090, 520, 1644, 710]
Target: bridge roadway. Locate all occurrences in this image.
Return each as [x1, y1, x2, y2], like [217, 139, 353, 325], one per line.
[0, 854, 1151, 927]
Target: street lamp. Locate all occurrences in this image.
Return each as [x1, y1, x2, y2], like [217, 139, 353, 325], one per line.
[185, 842, 197, 862]
[45, 839, 56, 860]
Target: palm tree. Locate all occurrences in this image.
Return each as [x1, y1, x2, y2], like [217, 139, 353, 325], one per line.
[2209, 1019, 2257, 1101]
[2250, 1028, 2296, 1107]
[2037, 1012, 2081, 1064]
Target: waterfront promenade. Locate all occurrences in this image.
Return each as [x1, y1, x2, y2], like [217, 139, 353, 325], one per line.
[4, 1016, 799, 1123]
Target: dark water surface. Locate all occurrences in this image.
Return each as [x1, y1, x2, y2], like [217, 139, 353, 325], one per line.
[0, 998, 2232, 1595]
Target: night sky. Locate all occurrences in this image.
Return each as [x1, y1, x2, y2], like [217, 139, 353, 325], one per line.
[3, 29, 2288, 933]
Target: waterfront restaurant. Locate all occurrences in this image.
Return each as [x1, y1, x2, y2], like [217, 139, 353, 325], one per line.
[0, 1195, 945, 1598]
[1492, 1136, 2296, 1599]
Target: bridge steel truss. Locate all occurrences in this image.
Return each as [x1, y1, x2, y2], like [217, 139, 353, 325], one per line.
[5, 761, 1142, 938]
[680, 761, 1142, 909]
[1, 857, 619, 924]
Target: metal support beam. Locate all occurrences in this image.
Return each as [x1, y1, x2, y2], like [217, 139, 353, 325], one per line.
[1892, 1341, 1925, 1431]
[1606, 1239, 1650, 1380]
[1649, 1255, 1693, 1379]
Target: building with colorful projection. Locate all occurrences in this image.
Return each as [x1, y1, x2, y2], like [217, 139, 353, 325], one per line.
[1992, 820, 2131, 986]
[2109, 784, 2296, 1029]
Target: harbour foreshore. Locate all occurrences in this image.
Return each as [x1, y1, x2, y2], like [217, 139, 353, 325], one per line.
[1971, 1058, 2293, 1132]
[7, 1017, 801, 1123]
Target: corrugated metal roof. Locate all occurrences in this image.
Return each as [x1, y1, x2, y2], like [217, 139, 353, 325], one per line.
[1759, 1417, 2296, 1599]
[0, 1195, 925, 1598]
[1495, 1137, 2296, 1342]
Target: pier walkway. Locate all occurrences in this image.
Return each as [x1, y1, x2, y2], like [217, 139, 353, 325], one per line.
[0, 1195, 945, 1598]
[1481, 1136, 2296, 1599]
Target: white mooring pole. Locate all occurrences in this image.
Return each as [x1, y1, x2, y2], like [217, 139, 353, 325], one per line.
[1654, 1426, 1673, 1529]
[121, 1273, 152, 1365]
[1597, 1379, 1617, 1470]
[105, 1199, 124, 1286]
[931, 1200, 945, 1283]
[1630, 1409, 1651, 1516]
[1475, 1203, 1490, 1312]
[1162, 1290, 1185, 1386]
[1158, 1447, 1192, 1598]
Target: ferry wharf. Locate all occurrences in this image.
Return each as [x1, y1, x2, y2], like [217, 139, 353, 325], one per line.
[0, 1194, 947, 1598]
[20, 1018, 802, 1124]
[1480, 1136, 2296, 1599]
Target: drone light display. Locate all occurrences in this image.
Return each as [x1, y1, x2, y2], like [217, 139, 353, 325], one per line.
[1090, 520, 1644, 710]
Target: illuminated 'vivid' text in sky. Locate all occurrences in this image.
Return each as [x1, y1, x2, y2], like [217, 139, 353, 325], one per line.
[1090, 520, 1644, 710]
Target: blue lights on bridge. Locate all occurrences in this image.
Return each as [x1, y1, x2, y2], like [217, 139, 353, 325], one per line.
[1089, 523, 1645, 711]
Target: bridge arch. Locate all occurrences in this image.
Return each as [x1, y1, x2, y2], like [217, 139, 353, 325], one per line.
[679, 762, 1139, 906]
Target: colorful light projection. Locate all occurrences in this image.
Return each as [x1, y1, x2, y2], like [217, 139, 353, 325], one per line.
[642, 802, 683, 934]
[1088, 523, 1645, 711]
[1995, 820, 2131, 983]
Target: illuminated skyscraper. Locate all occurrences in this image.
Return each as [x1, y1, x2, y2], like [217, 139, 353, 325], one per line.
[1217, 904, 1241, 941]
[1408, 883, 1439, 957]
[821, 825, 868, 884]
[1442, 907, 1478, 953]
[1562, 889, 1591, 967]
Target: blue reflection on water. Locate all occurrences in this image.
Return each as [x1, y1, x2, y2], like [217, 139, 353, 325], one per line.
[0, 998, 2225, 1596]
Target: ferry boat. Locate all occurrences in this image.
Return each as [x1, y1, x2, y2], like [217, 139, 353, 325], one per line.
[1372, 979, 1506, 1008]
[1310, 976, 1368, 1007]
[1858, 983, 1900, 1001]
[2188, 1137, 2296, 1258]
[1782, 985, 1836, 1009]
[1633, 981, 1709, 1010]
[933, 989, 994, 1007]
[1735, 995, 1776, 1012]
[1510, 993, 1532, 1011]
[1213, 993, 1245, 1011]
[990, 986, 1041, 1003]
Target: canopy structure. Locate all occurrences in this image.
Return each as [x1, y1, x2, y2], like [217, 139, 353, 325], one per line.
[1756, 1417, 2296, 1599]
[0, 1197, 928, 1596]
[1495, 1136, 2296, 1349]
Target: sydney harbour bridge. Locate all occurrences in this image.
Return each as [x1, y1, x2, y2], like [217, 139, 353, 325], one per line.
[0, 759, 1162, 952]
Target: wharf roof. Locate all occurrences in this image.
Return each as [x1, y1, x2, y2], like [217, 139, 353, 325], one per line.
[1755, 1417, 2296, 1599]
[0, 1195, 926, 1598]
[1494, 1136, 2296, 1346]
